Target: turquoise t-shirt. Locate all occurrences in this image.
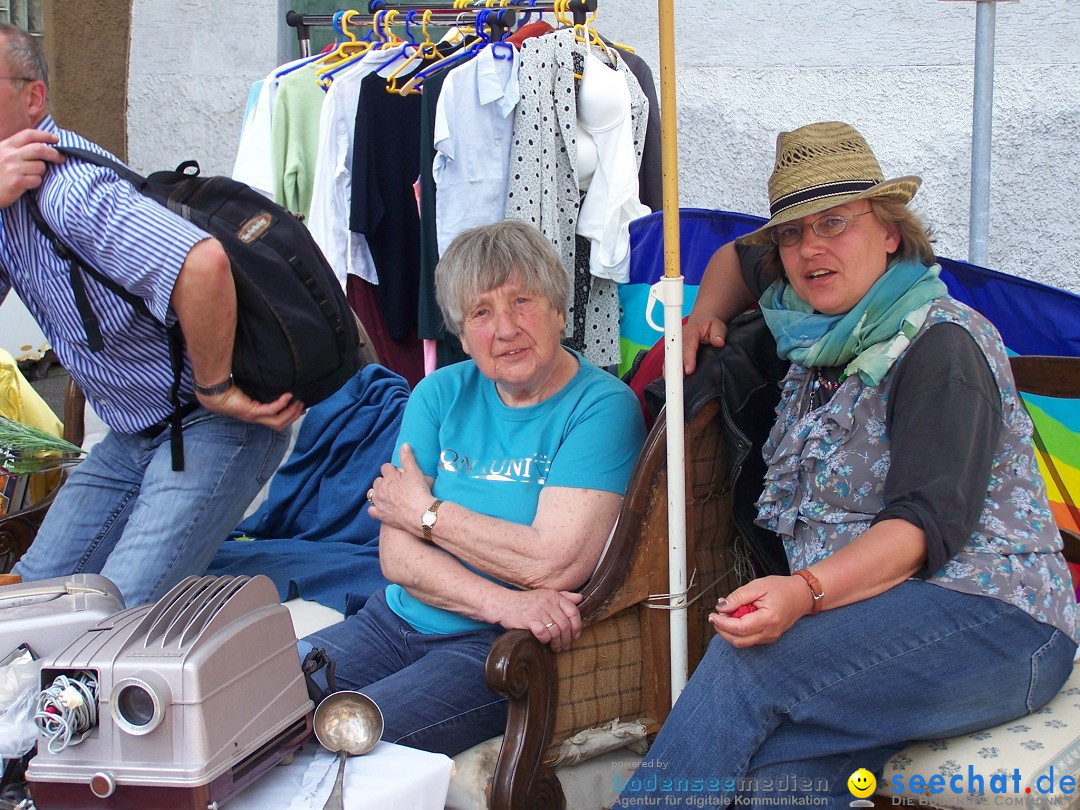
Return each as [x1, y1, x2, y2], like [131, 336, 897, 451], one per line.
[385, 350, 646, 634]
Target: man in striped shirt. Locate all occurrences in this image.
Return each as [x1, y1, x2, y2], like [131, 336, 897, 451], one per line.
[0, 24, 303, 606]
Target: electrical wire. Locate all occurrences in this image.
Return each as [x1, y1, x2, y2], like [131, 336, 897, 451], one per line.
[34, 671, 99, 754]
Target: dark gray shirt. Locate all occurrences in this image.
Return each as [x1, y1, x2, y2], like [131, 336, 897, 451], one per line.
[734, 245, 1001, 575]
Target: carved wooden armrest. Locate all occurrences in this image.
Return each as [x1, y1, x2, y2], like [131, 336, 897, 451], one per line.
[485, 628, 564, 809]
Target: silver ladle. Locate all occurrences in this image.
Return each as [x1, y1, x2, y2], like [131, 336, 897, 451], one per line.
[313, 691, 384, 810]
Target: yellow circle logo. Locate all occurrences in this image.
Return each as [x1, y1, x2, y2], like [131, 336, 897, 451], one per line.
[848, 768, 877, 799]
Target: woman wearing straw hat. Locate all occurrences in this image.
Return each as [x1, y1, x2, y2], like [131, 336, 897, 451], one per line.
[616, 122, 1077, 806]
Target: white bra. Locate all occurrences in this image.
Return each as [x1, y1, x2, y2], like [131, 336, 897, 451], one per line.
[576, 52, 626, 190]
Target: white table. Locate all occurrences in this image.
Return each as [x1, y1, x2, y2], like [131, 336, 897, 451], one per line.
[226, 741, 452, 810]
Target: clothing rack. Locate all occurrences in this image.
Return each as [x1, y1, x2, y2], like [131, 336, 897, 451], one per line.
[286, 0, 598, 56]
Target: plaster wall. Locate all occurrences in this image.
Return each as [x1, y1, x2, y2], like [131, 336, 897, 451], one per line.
[121, 0, 1079, 294]
[126, 0, 283, 177]
[44, 0, 129, 157]
[594, 0, 1079, 294]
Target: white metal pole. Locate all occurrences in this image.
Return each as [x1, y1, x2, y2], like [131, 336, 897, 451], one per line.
[655, 0, 688, 704]
[969, 0, 997, 266]
[647, 277, 687, 702]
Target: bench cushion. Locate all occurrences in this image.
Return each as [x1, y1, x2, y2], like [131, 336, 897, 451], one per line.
[878, 662, 1080, 808]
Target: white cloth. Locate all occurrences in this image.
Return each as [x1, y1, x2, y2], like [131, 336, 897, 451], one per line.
[433, 45, 520, 258]
[228, 741, 452, 810]
[575, 52, 650, 284]
[233, 57, 319, 199]
[307, 49, 403, 288]
[232, 75, 276, 198]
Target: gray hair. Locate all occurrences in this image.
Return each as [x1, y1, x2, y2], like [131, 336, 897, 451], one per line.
[436, 220, 570, 337]
[0, 23, 48, 87]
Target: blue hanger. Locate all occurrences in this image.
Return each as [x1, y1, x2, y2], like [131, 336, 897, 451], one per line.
[489, 9, 515, 60]
[520, 0, 542, 28]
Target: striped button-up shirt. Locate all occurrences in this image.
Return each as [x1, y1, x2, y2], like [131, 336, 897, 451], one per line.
[0, 117, 210, 433]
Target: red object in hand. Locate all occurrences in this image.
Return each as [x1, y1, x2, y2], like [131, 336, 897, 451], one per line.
[731, 604, 758, 618]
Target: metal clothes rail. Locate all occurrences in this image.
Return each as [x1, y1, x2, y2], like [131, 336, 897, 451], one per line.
[286, 0, 598, 55]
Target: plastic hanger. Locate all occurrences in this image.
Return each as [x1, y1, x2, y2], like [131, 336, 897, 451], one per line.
[312, 10, 380, 87]
[408, 8, 486, 88]
[385, 10, 435, 94]
[375, 9, 404, 47]
[487, 9, 515, 60]
[396, 15, 466, 95]
[576, 2, 635, 56]
[553, 0, 571, 27]
[312, 10, 372, 70]
[519, 0, 543, 28]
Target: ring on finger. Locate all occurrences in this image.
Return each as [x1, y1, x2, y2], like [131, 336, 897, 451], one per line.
[367, 490, 375, 505]
[544, 621, 555, 628]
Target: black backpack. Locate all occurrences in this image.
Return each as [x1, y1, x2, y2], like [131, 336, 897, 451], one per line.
[27, 146, 362, 469]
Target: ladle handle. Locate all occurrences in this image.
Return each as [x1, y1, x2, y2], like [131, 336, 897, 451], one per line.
[322, 749, 347, 810]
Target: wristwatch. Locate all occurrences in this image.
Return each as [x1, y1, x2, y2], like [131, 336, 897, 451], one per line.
[193, 374, 234, 397]
[421, 499, 443, 541]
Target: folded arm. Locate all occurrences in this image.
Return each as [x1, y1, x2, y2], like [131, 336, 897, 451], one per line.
[371, 444, 620, 591]
[378, 522, 585, 651]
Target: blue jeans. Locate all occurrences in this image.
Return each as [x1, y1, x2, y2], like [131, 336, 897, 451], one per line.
[13, 407, 288, 606]
[614, 581, 1076, 809]
[299, 588, 507, 757]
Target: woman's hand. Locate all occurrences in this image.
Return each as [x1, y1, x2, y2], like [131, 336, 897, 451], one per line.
[708, 575, 814, 647]
[490, 588, 584, 652]
[368, 443, 434, 535]
[681, 315, 729, 375]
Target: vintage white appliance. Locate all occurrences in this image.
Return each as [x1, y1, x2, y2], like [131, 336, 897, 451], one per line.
[26, 574, 313, 809]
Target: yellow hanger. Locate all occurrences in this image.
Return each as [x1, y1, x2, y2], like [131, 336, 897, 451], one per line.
[385, 10, 442, 95]
[586, 1, 635, 54]
[553, 0, 570, 27]
[312, 10, 370, 71]
[574, 3, 635, 59]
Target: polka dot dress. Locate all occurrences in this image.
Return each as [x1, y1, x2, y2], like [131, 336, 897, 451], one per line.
[505, 28, 649, 368]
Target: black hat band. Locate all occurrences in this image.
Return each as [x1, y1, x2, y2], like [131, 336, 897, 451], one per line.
[770, 179, 880, 218]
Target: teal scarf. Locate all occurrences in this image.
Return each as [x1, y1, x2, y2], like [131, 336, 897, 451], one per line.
[759, 258, 948, 385]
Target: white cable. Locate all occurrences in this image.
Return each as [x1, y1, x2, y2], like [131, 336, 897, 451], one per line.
[34, 671, 99, 754]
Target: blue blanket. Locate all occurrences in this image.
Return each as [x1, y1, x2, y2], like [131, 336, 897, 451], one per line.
[208, 364, 409, 616]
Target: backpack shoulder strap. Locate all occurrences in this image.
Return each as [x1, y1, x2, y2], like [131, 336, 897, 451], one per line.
[25, 189, 190, 472]
[54, 145, 149, 190]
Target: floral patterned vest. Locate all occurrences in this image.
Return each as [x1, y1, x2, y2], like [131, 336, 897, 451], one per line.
[756, 296, 1077, 640]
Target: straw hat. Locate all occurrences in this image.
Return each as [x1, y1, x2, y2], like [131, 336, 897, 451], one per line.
[739, 121, 922, 246]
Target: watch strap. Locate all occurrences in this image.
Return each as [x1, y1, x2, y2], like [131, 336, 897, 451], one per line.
[422, 499, 443, 541]
[193, 374, 234, 397]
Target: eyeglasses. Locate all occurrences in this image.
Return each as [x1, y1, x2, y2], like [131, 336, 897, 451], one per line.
[770, 210, 873, 247]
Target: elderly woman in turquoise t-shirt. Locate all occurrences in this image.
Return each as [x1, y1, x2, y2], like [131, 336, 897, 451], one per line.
[301, 220, 646, 757]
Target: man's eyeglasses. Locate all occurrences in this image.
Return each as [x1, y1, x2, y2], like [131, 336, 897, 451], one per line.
[770, 210, 873, 247]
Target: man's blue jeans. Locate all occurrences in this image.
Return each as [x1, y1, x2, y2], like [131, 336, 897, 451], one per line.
[299, 588, 508, 757]
[615, 580, 1076, 809]
[13, 406, 288, 606]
